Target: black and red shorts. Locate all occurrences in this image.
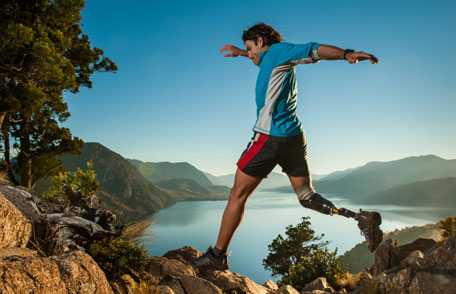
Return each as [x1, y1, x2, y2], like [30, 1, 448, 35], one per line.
[236, 131, 311, 178]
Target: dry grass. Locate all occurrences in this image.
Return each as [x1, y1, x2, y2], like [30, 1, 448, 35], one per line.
[0, 170, 9, 184]
[336, 271, 373, 291]
[121, 218, 154, 239]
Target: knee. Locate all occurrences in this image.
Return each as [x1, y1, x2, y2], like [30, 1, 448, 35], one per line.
[228, 186, 249, 204]
[294, 184, 314, 201]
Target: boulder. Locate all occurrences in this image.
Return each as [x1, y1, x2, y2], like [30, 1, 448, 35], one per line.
[399, 250, 424, 268]
[276, 284, 300, 293]
[0, 190, 32, 248]
[155, 285, 176, 294]
[0, 250, 113, 293]
[0, 247, 37, 258]
[110, 274, 160, 294]
[202, 270, 274, 294]
[0, 184, 43, 224]
[263, 279, 279, 290]
[302, 277, 335, 293]
[420, 233, 456, 270]
[147, 255, 197, 278]
[163, 246, 200, 265]
[159, 274, 222, 294]
[371, 238, 436, 275]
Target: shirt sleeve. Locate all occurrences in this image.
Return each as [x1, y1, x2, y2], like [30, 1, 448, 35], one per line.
[272, 42, 321, 66]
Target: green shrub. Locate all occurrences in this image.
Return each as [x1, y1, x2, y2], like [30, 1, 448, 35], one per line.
[0, 160, 7, 181]
[88, 237, 149, 280]
[45, 160, 99, 201]
[263, 216, 343, 291]
[438, 216, 456, 240]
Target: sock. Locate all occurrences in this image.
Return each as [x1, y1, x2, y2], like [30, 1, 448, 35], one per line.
[296, 185, 316, 201]
[212, 246, 227, 257]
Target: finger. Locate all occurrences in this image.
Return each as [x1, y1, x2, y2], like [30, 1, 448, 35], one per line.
[370, 55, 379, 64]
[359, 52, 379, 64]
[357, 53, 372, 60]
[219, 45, 231, 53]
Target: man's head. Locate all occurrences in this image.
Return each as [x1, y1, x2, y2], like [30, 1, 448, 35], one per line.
[242, 23, 283, 65]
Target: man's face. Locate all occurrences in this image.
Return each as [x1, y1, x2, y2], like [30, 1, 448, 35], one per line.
[244, 37, 266, 65]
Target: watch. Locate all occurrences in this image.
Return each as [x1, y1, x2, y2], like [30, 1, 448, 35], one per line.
[343, 49, 355, 60]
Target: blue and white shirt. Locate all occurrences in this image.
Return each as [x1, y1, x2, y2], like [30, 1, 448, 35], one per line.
[253, 42, 320, 137]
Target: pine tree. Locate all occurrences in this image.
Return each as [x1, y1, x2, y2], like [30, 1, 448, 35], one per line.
[0, 0, 117, 188]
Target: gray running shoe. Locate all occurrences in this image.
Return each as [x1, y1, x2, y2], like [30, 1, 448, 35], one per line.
[357, 210, 383, 252]
[192, 246, 229, 271]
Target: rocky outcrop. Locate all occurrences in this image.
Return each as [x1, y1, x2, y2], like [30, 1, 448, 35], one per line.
[118, 246, 302, 294]
[0, 184, 120, 256]
[0, 250, 113, 294]
[355, 234, 456, 293]
[302, 277, 335, 293]
[0, 183, 118, 293]
[0, 189, 32, 248]
[371, 237, 437, 275]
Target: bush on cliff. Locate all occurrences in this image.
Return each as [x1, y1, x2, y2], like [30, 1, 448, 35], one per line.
[88, 237, 149, 280]
[263, 216, 343, 291]
[438, 216, 456, 240]
[45, 160, 99, 202]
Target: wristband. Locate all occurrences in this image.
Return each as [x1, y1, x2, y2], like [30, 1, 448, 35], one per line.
[343, 49, 355, 60]
[311, 47, 321, 61]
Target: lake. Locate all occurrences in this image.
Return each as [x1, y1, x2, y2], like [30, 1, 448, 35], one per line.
[137, 191, 454, 284]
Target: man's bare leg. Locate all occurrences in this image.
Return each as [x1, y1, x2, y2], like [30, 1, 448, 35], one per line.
[214, 168, 262, 252]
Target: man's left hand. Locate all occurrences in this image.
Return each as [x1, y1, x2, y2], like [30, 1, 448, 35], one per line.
[345, 51, 379, 64]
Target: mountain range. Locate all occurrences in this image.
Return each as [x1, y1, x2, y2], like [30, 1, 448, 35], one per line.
[33, 142, 229, 223]
[129, 159, 213, 187]
[267, 155, 456, 208]
[34, 142, 172, 222]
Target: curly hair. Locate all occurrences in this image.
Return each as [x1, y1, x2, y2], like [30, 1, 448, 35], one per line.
[242, 23, 283, 46]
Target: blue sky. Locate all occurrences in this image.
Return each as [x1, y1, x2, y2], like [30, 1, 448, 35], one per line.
[64, 0, 456, 176]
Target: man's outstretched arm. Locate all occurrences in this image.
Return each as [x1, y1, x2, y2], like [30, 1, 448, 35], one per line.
[316, 44, 379, 64]
[219, 44, 249, 58]
[218, 43, 379, 64]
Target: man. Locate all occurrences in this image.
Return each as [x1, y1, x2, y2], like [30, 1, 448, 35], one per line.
[193, 23, 383, 271]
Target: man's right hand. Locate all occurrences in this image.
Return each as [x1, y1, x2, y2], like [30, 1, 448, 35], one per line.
[219, 44, 248, 58]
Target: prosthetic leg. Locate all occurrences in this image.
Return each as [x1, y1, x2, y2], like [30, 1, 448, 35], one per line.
[297, 190, 358, 219]
[297, 189, 384, 252]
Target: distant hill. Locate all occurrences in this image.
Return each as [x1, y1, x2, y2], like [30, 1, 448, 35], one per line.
[316, 155, 456, 199]
[319, 167, 357, 181]
[204, 172, 222, 185]
[34, 142, 174, 223]
[340, 223, 443, 273]
[128, 160, 213, 187]
[358, 177, 456, 207]
[267, 155, 456, 199]
[155, 178, 229, 201]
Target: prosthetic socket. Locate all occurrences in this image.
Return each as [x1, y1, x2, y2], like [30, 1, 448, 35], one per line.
[297, 189, 357, 218]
